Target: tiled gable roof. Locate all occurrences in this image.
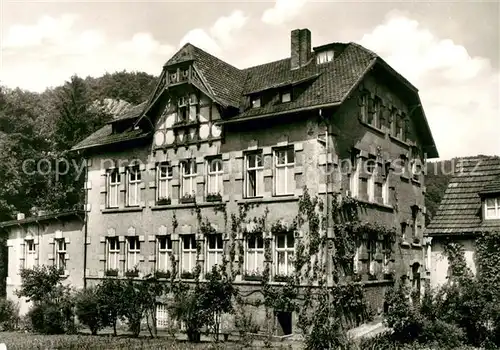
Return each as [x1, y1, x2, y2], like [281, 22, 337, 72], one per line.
[235, 43, 376, 120]
[426, 156, 500, 236]
[71, 37, 435, 155]
[72, 124, 149, 151]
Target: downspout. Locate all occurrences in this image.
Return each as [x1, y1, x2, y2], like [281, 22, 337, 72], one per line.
[83, 156, 89, 289]
[319, 108, 330, 283]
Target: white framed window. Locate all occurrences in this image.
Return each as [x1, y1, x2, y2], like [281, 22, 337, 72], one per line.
[181, 159, 197, 197]
[107, 237, 120, 270]
[251, 97, 261, 108]
[316, 49, 334, 64]
[157, 236, 172, 272]
[370, 97, 382, 129]
[127, 166, 141, 206]
[54, 238, 66, 272]
[157, 163, 173, 201]
[246, 233, 264, 275]
[207, 157, 223, 195]
[366, 158, 376, 202]
[206, 234, 223, 273]
[181, 234, 196, 274]
[156, 304, 170, 329]
[367, 239, 376, 274]
[178, 96, 188, 122]
[107, 169, 120, 208]
[353, 242, 361, 274]
[24, 239, 36, 269]
[245, 152, 263, 198]
[382, 237, 391, 273]
[275, 147, 295, 196]
[127, 236, 140, 271]
[485, 197, 500, 219]
[411, 160, 422, 182]
[401, 222, 408, 242]
[189, 93, 198, 121]
[281, 91, 291, 103]
[275, 232, 295, 276]
[399, 155, 408, 177]
[349, 157, 360, 198]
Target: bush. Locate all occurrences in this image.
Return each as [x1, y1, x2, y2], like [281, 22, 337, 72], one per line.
[418, 319, 465, 349]
[0, 298, 19, 330]
[384, 284, 424, 343]
[75, 286, 106, 335]
[28, 302, 66, 334]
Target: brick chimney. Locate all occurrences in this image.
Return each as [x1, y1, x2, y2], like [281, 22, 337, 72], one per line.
[290, 28, 311, 70]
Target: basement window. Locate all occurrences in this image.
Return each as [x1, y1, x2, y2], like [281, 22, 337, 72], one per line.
[316, 50, 334, 64]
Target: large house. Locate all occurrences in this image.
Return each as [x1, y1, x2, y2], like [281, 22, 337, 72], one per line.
[4, 28, 438, 332]
[0, 211, 85, 314]
[425, 156, 500, 287]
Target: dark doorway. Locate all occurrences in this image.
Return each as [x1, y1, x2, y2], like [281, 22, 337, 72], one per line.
[275, 311, 292, 335]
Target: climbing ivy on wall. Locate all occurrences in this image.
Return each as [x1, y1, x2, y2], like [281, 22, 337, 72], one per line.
[166, 186, 399, 346]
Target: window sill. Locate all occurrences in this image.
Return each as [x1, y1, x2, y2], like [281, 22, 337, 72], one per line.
[389, 135, 411, 148]
[238, 196, 299, 205]
[151, 201, 227, 211]
[355, 199, 394, 212]
[363, 279, 395, 286]
[411, 178, 421, 186]
[400, 175, 410, 182]
[360, 121, 386, 137]
[102, 207, 143, 214]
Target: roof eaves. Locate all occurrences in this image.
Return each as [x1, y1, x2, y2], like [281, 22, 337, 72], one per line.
[71, 133, 151, 152]
[0, 210, 85, 229]
[217, 101, 341, 125]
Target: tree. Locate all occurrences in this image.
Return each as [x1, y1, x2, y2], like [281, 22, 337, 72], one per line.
[97, 278, 124, 336]
[74, 286, 107, 335]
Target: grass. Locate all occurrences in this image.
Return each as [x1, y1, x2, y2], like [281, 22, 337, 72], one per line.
[0, 331, 302, 350]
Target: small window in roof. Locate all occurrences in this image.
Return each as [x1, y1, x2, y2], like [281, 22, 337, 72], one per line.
[316, 50, 334, 64]
[251, 96, 261, 108]
[281, 91, 291, 103]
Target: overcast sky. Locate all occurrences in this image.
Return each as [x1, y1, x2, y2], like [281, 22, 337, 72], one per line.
[1, 0, 499, 160]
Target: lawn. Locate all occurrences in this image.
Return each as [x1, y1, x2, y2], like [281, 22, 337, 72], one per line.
[0, 332, 301, 350]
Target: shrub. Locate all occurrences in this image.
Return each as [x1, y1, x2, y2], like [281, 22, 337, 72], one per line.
[0, 298, 19, 330]
[384, 284, 424, 343]
[75, 286, 106, 335]
[418, 319, 465, 349]
[28, 302, 66, 334]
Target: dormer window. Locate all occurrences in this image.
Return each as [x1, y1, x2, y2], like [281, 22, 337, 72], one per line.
[251, 97, 261, 108]
[485, 197, 500, 219]
[281, 91, 292, 103]
[316, 50, 334, 64]
[178, 96, 188, 122]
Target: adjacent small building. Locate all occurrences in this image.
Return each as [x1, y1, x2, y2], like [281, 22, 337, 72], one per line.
[425, 156, 500, 287]
[0, 211, 85, 315]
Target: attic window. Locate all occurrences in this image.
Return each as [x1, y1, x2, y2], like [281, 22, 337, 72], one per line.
[251, 97, 261, 108]
[316, 50, 334, 64]
[485, 197, 500, 220]
[281, 91, 292, 103]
